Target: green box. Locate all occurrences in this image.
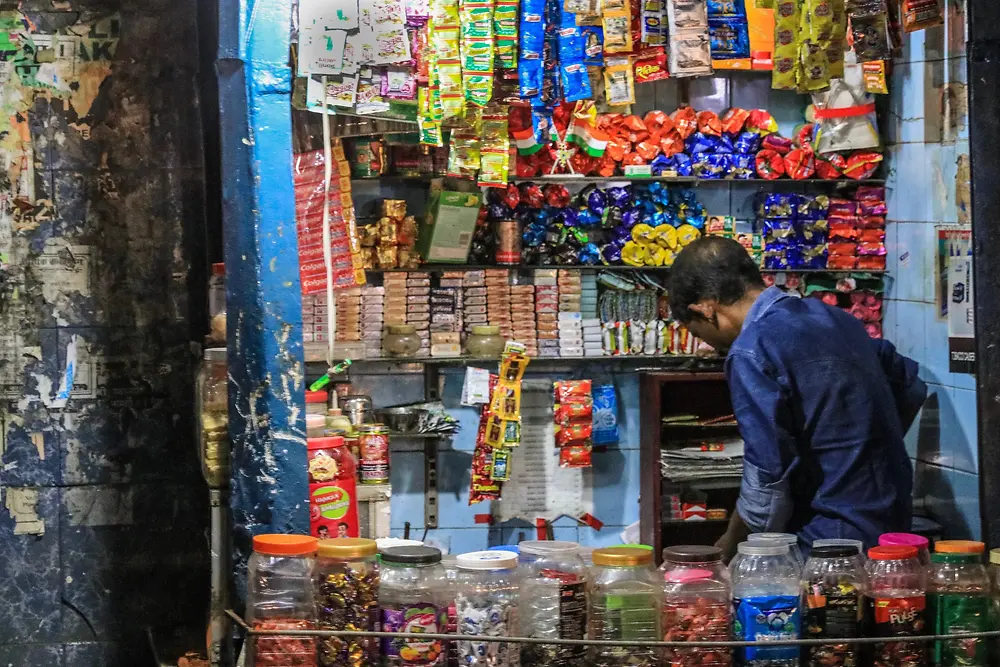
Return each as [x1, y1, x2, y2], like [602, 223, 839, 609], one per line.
[418, 190, 482, 263]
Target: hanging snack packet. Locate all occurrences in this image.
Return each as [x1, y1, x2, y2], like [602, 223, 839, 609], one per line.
[591, 385, 619, 444]
[849, 0, 891, 62]
[518, 0, 545, 98]
[709, 16, 751, 60]
[902, 0, 943, 32]
[494, 0, 519, 68]
[559, 444, 593, 468]
[581, 25, 605, 64]
[642, 0, 666, 46]
[602, 8, 634, 53]
[604, 57, 636, 105]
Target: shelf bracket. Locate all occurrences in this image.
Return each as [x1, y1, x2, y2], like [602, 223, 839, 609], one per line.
[424, 437, 439, 529]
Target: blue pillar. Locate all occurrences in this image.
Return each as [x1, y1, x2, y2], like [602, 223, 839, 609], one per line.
[217, 0, 308, 598]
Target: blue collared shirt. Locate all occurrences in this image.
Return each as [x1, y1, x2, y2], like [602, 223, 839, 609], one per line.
[728, 287, 927, 550]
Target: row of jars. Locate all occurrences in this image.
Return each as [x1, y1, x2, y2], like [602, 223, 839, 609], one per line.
[245, 532, 1000, 667]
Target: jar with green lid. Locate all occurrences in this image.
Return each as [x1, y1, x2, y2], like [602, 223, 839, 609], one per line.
[384, 325, 421, 358]
[588, 547, 660, 667]
[464, 326, 506, 358]
[929, 541, 989, 667]
[316, 538, 380, 667]
[379, 546, 450, 667]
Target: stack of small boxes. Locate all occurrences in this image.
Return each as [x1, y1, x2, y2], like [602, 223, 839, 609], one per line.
[462, 270, 487, 341]
[534, 270, 559, 357]
[485, 270, 512, 341]
[301, 294, 324, 345]
[334, 288, 362, 347]
[430, 271, 463, 357]
[510, 282, 537, 355]
[405, 271, 432, 356]
[580, 271, 602, 357]
[557, 270, 583, 358]
[360, 285, 384, 358]
[382, 273, 408, 359]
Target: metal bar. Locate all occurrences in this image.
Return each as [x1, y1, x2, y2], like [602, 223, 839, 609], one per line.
[208, 489, 232, 667]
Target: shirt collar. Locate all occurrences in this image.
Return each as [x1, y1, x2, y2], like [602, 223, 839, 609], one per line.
[741, 286, 787, 333]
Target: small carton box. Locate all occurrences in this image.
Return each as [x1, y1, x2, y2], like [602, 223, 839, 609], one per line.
[418, 190, 482, 263]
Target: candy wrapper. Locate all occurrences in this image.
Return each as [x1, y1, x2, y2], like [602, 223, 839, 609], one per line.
[721, 107, 749, 135]
[746, 109, 778, 135]
[784, 147, 816, 179]
[559, 444, 592, 468]
[843, 151, 883, 179]
[815, 153, 846, 179]
[696, 110, 722, 136]
[671, 106, 698, 139]
[761, 133, 793, 155]
[709, 16, 750, 60]
[755, 149, 785, 179]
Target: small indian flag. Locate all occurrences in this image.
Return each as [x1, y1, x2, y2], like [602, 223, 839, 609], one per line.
[512, 127, 543, 155]
[568, 122, 609, 157]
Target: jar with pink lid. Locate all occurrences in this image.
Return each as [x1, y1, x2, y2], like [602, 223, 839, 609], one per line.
[880, 532, 931, 566]
[659, 545, 731, 667]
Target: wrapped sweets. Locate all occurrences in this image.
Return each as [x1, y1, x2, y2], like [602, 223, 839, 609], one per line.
[316, 539, 380, 667]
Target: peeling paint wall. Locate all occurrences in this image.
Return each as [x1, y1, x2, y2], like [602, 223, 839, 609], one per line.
[0, 1, 208, 665]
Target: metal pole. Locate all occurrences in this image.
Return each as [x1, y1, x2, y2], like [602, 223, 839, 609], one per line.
[209, 489, 232, 667]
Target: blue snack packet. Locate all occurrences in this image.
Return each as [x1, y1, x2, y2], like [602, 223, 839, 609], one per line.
[733, 595, 800, 662]
[734, 131, 761, 154]
[708, 17, 750, 60]
[580, 25, 604, 66]
[707, 0, 746, 17]
[592, 384, 619, 445]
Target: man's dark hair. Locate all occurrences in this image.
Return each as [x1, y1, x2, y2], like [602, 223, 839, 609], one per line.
[669, 236, 765, 323]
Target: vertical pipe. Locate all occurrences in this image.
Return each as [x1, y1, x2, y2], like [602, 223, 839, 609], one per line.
[209, 488, 232, 667]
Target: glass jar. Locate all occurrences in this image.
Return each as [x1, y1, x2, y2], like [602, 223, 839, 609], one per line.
[464, 326, 506, 358]
[660, 545, 731, 667]
[929, 541, 989, 667]
[196, 348, 229, 488]
[247, 534, 319, 667]
[384, 325, 421, 358]
[209, 262, 227, 343]
[588, 547, 660, 667]
[866, 545, 926, 667]
[518, 541, 589, 667]
[327, 408, 354, 436]
[801, 544, 865, 667]
[454, 551, 520, 667]
[307, 390, 330, 416]
[748, 532, 804, 568]
[307, 437, 359, 539]
[316, 538, 380, 667]
[379, 546, 451, 667]
[730, 542, 801, 667]
[880, 533, 931, 566]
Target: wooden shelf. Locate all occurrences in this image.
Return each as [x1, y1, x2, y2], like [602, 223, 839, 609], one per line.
[510, 176, 886, 186]
[362, 264, 887, 275]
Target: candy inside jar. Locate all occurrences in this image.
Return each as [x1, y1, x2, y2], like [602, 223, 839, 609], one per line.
[589, 547, 661, 667]
[518, 541, 589, 667]
[454, 550, 520, 667]
[802, 544, 866, 667]
[315, 538, 380, 667]
[659, 545, 731, 667]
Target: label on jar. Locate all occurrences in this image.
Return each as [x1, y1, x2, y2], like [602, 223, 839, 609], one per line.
[309, 480, 358, 539]
[929, 593, 988, 667]
[381, 603, 448, 667]
[805, 581, 861, 638]
[732, 594, 800, 661]
[870, 594, 926, 637]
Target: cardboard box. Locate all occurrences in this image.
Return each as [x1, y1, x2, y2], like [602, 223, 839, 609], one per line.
[418, 190, 482, 262]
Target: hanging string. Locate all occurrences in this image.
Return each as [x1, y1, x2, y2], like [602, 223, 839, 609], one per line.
[321, 76, 336, 370]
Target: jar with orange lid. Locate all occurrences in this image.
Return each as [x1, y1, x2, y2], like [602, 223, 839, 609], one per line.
[865, 545, 926, 667]
[247, 534, 319, 667]
[316, 538, 380, 667]
[929, 540, 989, 667]
[588, 547, 660, 667]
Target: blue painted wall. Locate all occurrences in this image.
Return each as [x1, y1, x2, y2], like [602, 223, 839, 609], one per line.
[884, 0, 979, 539]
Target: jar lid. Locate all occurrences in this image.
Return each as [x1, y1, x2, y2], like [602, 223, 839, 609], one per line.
[737, 542, 789, 557]
[809, 545, 859, 559]
[318, 538, 377, 559]
[470, 325, 501, 336]
[308, 436, 345, 450]
[253, 534, 318, 557]
[456, 550, 518, 570]
[935, 540, 985, 555]
[382, 545, 442, 565]
[212, 262, 226, 276]
[306, 414, 327, 429]
[662, 545, 723, 564]
[204, 347, 227, 362]
[387, 324, 417, 334]
[813, 539, 864, 555]
[869, 545, 918, 561]
[748, 532, 797, 546]
[519, 540, 578, 556]
[305, 390, 328, 404]
[931, 552, 983, 564]
[879, 533, 929, 549]
[665, 568, 714, 584]
[376, 538, 423, 551]
[592, 547, 652, 567]
[991, 548, 1000, 565]
[357, 424, 387, 434]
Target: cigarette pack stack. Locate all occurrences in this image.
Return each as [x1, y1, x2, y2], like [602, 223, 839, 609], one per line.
[580, 270, 599, 319]
[406, 271, 432, 356]
[558, 270, 583, 357]
[485, 269, 512, 341]
[383, 273, 408, 327]
[582, 318, 604, 357]
[335, 288, 362, 343]
[360, 285, 384, 358]
[302, 294, 320, 344]
[510, 283, 537, 356]
[462, 270, 488, 341]
[534, 269, 560, 357]
[430, 278, 462, 357]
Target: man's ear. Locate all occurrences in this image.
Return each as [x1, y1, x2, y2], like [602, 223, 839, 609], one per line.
[688, 301, 715, 322]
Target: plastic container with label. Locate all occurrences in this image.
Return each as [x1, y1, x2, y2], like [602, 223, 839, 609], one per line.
[307, 437, 359, 539]
[518, 541, 589, 667]
[588, 547, 660, 667]
[316, 538, 380, 667]
[866, 545, 926, 667]
[801, 544, 865, 667]
[929, 540, 989, 667]
[454, 551, 520, 667]
[660, 545, 731, 667]
[247, 534, 319, 667]
[379, 546, 451, 667]
[730, 541, 801, 667]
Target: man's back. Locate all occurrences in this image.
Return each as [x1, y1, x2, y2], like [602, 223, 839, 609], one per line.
[726, 288, 915, 548]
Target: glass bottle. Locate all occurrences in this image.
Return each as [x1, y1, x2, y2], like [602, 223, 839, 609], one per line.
[196, 348, 229, 488]
[928, 541, 989, 667]
[379, 546, 451, 667]
[246, 534, 319, 667]
[315, 538, 380, 667]
[801, 544, 865, 667]
[865, 545, 926, 667]
[588, 547, 660, 667]
[730, 541, 801, 667]
[518, 541, 589, 667]
[454, 551, 520, 667]
[660, 545, 731, 667]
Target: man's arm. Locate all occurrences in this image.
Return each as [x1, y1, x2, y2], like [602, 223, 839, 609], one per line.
[871, 338, 928, 433]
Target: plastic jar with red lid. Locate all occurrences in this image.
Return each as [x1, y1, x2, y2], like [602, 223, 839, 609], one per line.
[307, 437, 359, 539]
[866, 545, 927, 667]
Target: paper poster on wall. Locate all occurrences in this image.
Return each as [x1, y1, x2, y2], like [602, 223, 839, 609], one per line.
[938, 226, 975, 374]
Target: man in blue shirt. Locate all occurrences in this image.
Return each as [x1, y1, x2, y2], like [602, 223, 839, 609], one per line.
[668, 237, 927, 558]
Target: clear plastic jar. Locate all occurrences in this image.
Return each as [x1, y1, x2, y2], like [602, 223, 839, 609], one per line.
[454, 551, 520, 667]
[518, 541, 589, 667]
[379, 546, 451, 667]
[384, 325, 421, 358]
[316, 538, 380, 667]
[929, 541, 989, 667]
[660, 545, 731, 667]
[801, 544, 865, 667]
[748, 532, 804, 568]
[730, 542, 801, 667]
[327, 408, 354, 436]
[196, 348, 229, 488]
[866, 545, 926, 667]
[880, 533, 930, 566]
[589, 547, 661, 667]
[247, 534, 319, 667]
[813, 539, 866, 572]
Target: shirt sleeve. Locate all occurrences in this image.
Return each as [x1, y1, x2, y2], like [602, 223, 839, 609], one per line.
[727, 350, 797, 534]
[870, 338, 928, 433]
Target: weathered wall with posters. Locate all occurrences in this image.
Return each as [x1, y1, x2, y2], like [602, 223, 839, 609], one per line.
[0, 2, 208, 665]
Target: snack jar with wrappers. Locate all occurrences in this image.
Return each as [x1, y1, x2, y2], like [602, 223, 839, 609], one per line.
[747, 532, 804, 568]
[880, 532, 931, 566]
[518, 541, 590, 667]
[801, 544, 866, 667]
[196, 347, 229, 489]
[246, 534, 319, 667]
[865, 545, 927, 667]
[588, 547, 661, 667]
[659, 545, 731, 667]
[928, 541, 990, 667]
[316, 538, 380, 667]
[730, 541, 801, 667]
[454, 551, 520, 667]
[379, 546, 451, 667]
[307, 437, 359, 539]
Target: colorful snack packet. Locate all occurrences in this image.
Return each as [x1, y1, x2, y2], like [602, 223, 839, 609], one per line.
[902, 0, 943, 32]
[603, 57, 636, 105]
[580, 25, 605, 65]
[602, 7, 634, 53]
[494, 0, 519, 68]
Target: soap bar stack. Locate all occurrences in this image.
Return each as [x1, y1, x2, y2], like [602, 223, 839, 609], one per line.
[430, 273, 462, 357]
[485, 269, 513, 341]
[360, 284, 385, 358]
[534, 269, 560, 357]
[405, 271, 432, 356]
[510, 283, 537, 356]
[558, 270, 583, 357]
[335, 287, 362, 344]
[462, 270, 488, 339]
